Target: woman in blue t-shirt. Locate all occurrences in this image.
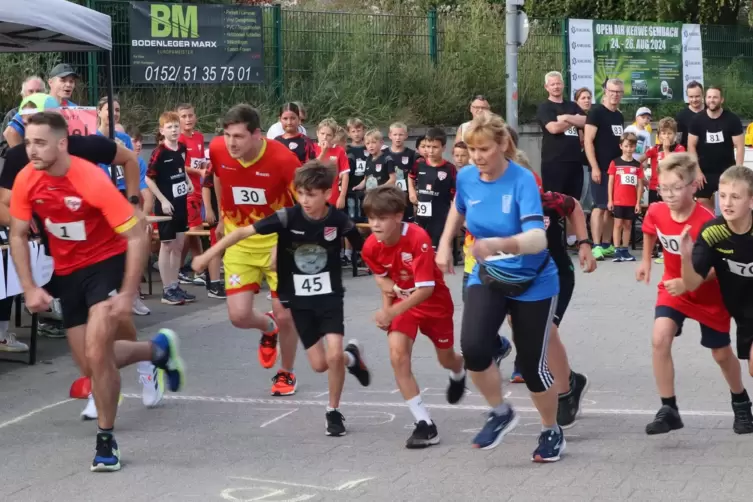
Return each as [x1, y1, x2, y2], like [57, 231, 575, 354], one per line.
[436, 112, 564, 462]
[96, 96, 145, 195]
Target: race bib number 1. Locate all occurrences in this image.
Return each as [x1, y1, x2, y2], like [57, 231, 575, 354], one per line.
[293, 272, 333, 296]
[232, 187, 267, 205]
[656, 230, 681, 255]
[45, 219, 87, 241]
[621, 173, 638, 186]
[417, 201, 432, 217]
[172, 181, 188, 198]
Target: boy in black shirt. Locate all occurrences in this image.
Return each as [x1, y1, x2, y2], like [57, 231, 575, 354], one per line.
[192, 160, 371, 437]
[353, 129, 396, 191]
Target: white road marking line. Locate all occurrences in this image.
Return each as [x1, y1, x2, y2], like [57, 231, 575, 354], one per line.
[259, 409, 298, 428]
[221, 487, 314, 502]
[120, 393, 731, 417]
[227, 476, 374, 492]
[0, 398, 74, 429]
[313, 392, 329, 398]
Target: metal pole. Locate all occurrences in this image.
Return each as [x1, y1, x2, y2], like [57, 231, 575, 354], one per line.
[106, 50, 117, 185]
[505, 0, 522, 131]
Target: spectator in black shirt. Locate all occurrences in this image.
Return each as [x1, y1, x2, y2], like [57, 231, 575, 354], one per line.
[675, 81, 704, 149]
[688, 86, 745, 212]
[537, 71, 587, 199]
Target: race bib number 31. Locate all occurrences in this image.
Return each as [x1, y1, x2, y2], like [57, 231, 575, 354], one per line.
[45, 219, 87, 241]
[656, 229, 681, 255]
[232, 187, 267, 205]
[293, 272, 332, 296]
[172, 181, 188, 198]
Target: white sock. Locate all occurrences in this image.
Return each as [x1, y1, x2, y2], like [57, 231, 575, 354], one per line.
[265, 316, 276, 333]
[137, 361, 153, 374]
[450, 368, 466, 381]
[406, 395, 432, 424]
[345, 249, 352, 258]
[344, 351, 356, 368]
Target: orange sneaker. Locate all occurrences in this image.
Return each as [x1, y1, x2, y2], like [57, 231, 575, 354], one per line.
[258, 311, 279, 369]
[270, 370, 297, 396]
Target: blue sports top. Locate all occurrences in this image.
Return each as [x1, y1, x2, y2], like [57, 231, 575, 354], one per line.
[455, 161, 559, 301]
[95, 130, 146, 191]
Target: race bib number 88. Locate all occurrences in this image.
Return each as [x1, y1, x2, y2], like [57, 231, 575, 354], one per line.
[656, 230, 681, 255]
[45, 219, 86, 241]
[232, 187, 267, 205]
[621, 173, 638, 186]
[293, 272, 332, 296]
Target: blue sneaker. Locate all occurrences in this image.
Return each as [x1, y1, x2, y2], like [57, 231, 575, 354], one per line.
[495, 335, 512, 366]
[532, 427, 566, 463]
[176, 286, 196, 303]
[622, 249, 636, 262]
[161, 288, 185, 305]
[510, 367, 525, 383]
[91, 433, 121, 472]
[152, 329, 185, 392]
[472, 405, 519, 450]
[611, 249, 624, 262]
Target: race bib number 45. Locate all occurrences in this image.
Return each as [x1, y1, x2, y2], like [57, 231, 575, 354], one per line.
[293, 272, 332, 296]
[232, 187, 267, 205]
[45, 219, 86, 241]
[656, 229, 681, 255]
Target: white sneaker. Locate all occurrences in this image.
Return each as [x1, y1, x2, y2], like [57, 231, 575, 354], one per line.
[0, 332, 28, 352]
[81, 394, 98, 421]
[139, 364, 164, 408]
[132, 296, 151, 316]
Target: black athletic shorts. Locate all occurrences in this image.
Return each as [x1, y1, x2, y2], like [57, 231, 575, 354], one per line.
[612, 205, 636, 221]
[416, 215, 445, 248]
[157, 211, 188, 242]
[54, 253, 125, 329]
[696, 172, 721, 200]
[283, 297, 345, 350]
[542, 161, 584, 199]
[648, 189, 661, 204]
[553, 257, 575, 326]
[655, 305, 730, 350]
[733, 317, 753, 360]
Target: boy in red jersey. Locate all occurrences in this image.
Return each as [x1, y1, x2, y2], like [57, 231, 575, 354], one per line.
[313, 118, 350, 209]
[10, 112, 185, 472]
[360, 186, 465, 449]
[209, 104, 302, 396]
[607, 132, 643, 262]
[177, 103, 209, 286]
[636, 152, 751, 435]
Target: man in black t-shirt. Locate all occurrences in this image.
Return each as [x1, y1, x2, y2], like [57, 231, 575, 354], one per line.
[537, 71, 586, 199]
[688, 86, 744, 211]
[192, 160, 371, 437]
[584, 78, 625, 260]
[675, 81, 704, 149]
[681, 166, 753, 404]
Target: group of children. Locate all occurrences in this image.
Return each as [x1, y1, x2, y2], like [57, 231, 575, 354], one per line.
[607, 111, 685, 263]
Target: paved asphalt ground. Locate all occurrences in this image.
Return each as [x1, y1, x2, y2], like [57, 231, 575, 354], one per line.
[2, 256, 753, 502]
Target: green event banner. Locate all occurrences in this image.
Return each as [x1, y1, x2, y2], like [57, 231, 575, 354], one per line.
[593, 21, 683, 103]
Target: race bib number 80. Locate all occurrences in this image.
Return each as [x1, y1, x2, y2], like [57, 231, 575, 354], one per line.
[232, 187, 267, 205]
[45, 219, 87, 241]
[656, 230, 681, 255]
[293, 272, 332, 296]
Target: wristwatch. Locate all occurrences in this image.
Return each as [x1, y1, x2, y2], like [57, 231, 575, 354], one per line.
[128, 195, 140, 205]
[576, 238, 593, 248]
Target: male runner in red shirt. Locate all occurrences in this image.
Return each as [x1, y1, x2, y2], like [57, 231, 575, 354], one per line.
[9, 112, 186, 472]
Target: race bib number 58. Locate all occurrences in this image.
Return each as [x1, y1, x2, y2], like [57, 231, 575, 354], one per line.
[232, 187, 267, 205]
[656, 229, 681, 255]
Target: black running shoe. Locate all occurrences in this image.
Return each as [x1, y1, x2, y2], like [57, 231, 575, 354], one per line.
[326, 409, 347, 437]
[446, 375, 466, 405]
[732, 401, 753, 434]
[405, 420, 440, 449]
[645, 405, 684, 435]
[345, 339, 370, 387]
[557, 372, 589, 429]
[91, 432, 121, 472]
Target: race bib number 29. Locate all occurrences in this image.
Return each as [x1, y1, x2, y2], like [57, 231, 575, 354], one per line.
[656, 229, 681, 255]
[293, 272, 332, 296]
[232, 187, 267, 205]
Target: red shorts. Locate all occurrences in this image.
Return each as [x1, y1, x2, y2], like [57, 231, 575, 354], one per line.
[389, 310, 454, 350]
[187, 193, 203, 229]
[209, 226, 217, 246]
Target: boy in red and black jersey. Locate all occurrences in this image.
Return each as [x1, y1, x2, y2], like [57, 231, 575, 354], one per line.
[607, 133, 643, 262]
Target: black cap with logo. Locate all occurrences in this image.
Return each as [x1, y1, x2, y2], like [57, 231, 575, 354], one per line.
[49, 63, 78, 79]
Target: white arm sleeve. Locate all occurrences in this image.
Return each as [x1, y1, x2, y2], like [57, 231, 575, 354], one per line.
[513, 228, 547, 255]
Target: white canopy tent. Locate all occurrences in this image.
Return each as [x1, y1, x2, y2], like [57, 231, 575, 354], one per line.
[0, 0, 117, 185]
[0, 0, 112, 52]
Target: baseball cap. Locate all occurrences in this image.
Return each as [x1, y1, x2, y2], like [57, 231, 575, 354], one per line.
[19, 93, 60, 113]
[636, 106, 652, 117]
[49, 63, 78, 79]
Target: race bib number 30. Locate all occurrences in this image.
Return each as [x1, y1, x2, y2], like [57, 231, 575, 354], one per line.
[656, 229, 681, 255]
[621, 173, 638, 186]
[232, 187, 267, 205]
[45, 219, 87, 241]
[293, 272, 332, 296]
[172, 181, 188, 198]
[417, 201, 432, 217]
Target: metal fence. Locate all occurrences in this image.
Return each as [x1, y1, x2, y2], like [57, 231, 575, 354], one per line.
[48, 2, 753, 129]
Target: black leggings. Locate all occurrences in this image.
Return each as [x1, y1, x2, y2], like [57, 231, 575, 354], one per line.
[0, 296, 12, 322]
[461, 285, 557, 393]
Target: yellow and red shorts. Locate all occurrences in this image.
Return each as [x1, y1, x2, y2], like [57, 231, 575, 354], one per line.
[223, 244, 278, 297]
